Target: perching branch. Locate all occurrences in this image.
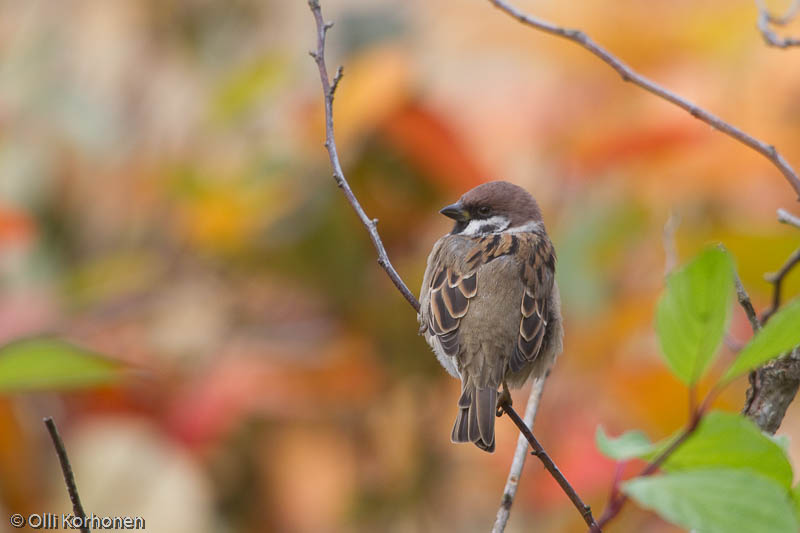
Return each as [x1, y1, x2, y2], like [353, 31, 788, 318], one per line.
[44, 417, 90, 533]
[492, 379, 545, 533]
[498, 398, 599, 530]
[308, 0, 420, 313]
[307, 3, 593, 529]
[756, 0, 800, 48]
[487, 0, 800, 201]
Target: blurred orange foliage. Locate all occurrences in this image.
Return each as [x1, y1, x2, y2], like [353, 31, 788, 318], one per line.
[0, 1, 799, 532]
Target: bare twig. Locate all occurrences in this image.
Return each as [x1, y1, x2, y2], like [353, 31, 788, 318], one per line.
[733, 266, 766, 417]
[308, 0, 421, 313]
[734, 270, 762, 333]
[741, 242, 800, 431]
[733, 241, 800, 433]
[492, 378, 545, 533]
[498, 399, 599, 530]
[756, 0, 800, 48]
[760, 247, 800, 323]
[44, 417, 90, 533]
[310, 2, 595, 528]
[778, 208, 800, 229]
[488, 0, 800, 200]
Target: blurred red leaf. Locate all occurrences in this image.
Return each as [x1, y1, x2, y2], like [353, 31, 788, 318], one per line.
[379, 103, 487, 192]
[0, 206, 35, 246]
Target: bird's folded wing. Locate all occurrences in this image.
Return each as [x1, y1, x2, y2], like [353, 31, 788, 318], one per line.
[510, 233, 556, 373]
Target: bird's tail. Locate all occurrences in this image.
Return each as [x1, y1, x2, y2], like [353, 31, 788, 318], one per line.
[451, 382, 496, 453]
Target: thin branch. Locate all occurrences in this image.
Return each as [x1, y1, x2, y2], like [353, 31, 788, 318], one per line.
[734, 270, 762, 333]
[756, 0, 800, 48]
[498, 399, 599, 530]
[492, 378, 545, 533]
[778, 208, 800, 229]
[734, 243, 800, 433]
[307, 0, 421, 313]
[742, 242, 800, 432]
[44, 417, 90, 533]
[310, 2, 592, 528]
[488, 0, 800, 200]
[592, 392, 713, 532]
[760, 247, 800, 323]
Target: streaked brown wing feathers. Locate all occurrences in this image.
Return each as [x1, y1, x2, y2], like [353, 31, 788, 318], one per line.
[510, 233, 555, 373]
[428, 233, 520, 359]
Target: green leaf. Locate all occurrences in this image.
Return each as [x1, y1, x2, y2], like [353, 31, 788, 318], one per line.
[0, 338, 122, 391]
[655, 247, 733, 384]
[624, 469, 798, 533]
[792, 484, 800, 519]
[596, 426, 656, 460]
[661, 411, 793, 488]
[723, 298, 800, 382]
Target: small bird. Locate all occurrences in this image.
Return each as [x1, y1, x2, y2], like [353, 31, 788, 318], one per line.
[418, 181, 563, 452]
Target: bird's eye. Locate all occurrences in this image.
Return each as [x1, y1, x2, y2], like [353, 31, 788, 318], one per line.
[477, 206, 491, 217]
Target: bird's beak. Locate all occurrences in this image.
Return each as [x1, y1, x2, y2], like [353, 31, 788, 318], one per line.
[439, 202, 469, 222]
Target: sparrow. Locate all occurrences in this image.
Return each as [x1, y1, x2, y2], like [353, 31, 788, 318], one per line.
[418, 181, 563, 452]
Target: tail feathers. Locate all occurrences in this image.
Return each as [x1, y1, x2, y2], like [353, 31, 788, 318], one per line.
[451, 384, 496, 453]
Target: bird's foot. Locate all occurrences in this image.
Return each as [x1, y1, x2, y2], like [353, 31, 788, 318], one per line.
[496, 382, 512, 417]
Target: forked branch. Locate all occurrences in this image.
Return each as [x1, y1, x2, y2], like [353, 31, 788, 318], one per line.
[307, 1, 587, 529]
[308, 0, 420, 312]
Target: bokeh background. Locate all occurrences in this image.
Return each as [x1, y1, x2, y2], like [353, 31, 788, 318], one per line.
[1, 0, 800, 531]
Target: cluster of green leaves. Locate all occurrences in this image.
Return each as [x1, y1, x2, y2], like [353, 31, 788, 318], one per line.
[596, 247, 800, 533]
[0, 338, 122, 391]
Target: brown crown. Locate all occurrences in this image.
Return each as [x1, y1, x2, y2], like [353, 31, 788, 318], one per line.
[460, 181, 542, 227]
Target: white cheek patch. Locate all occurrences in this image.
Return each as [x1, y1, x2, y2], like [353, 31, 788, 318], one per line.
[460, 215, 510, 236]
[506, 220, 543, 233]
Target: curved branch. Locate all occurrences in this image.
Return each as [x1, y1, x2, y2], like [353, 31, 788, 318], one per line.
[308, 0, 421, 313]
[488, 0, 800, 200]
[309, 2, 595, 529]
[761, 0, 800, 24]
[756, 0, 800, 48]
[45, 417, 90, 533]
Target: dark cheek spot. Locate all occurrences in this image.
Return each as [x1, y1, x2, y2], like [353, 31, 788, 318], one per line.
[451, 221, 467, 235]
[481, 224, 499, 233]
